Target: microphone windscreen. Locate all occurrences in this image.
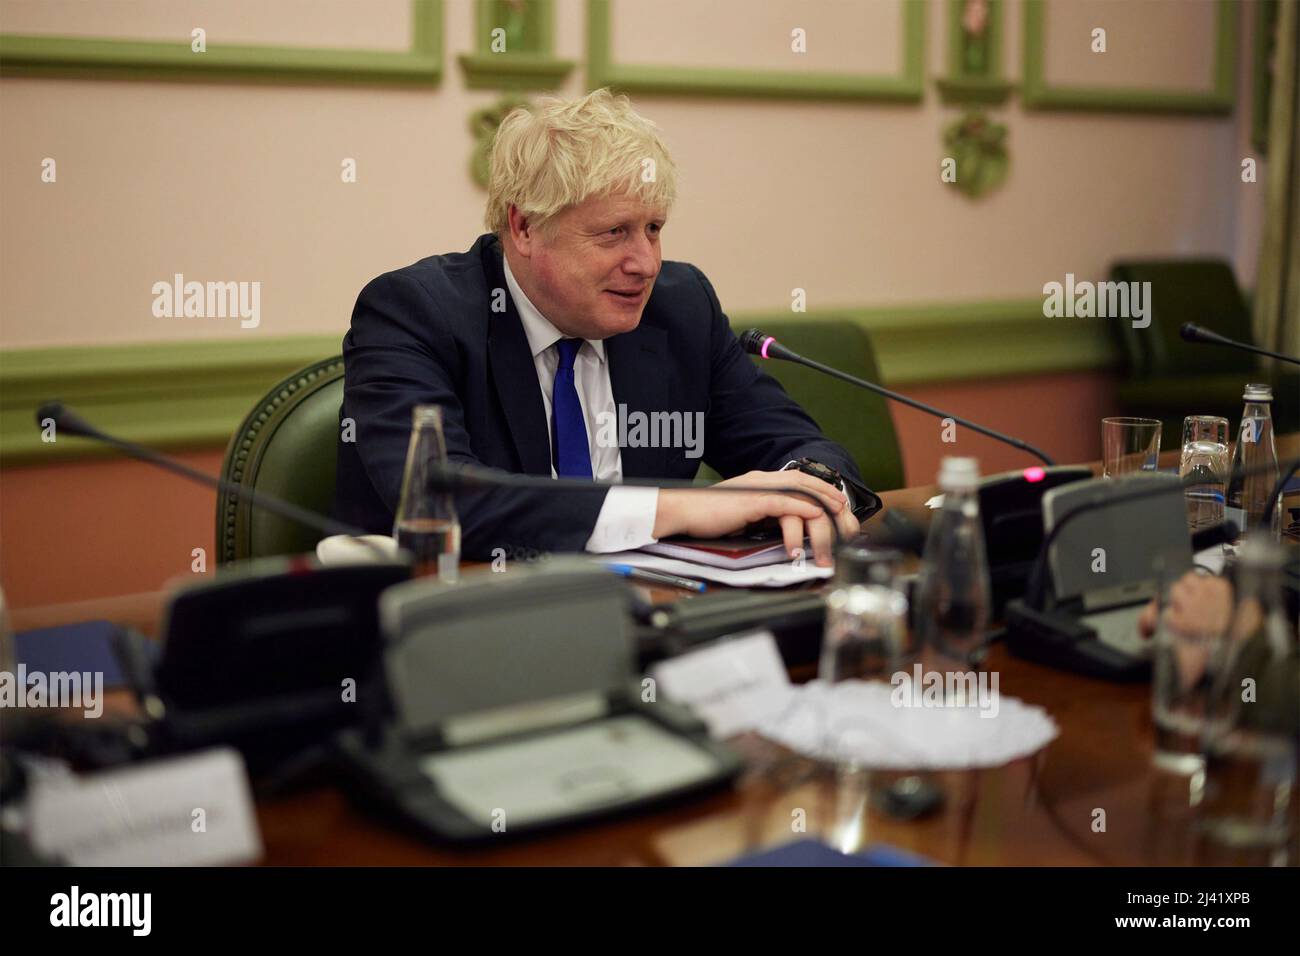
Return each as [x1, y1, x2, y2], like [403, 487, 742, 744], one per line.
[35, 401, 100, 439]
[738, 328, 767, 356]
[1179, 323, 1201, 343]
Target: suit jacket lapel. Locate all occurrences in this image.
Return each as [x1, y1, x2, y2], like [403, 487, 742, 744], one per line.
[607, 321, 671, 478]
[483, 239, 552, 476]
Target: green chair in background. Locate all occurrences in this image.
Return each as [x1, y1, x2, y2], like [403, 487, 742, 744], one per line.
[216, 356, 344, 565]
[698, 319, 905, 491]
[1108, 259, 1299, 448]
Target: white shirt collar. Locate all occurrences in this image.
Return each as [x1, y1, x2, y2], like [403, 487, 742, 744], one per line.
[503, 253, 606, 364]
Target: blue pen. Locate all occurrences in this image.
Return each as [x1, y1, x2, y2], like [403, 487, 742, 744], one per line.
[607, 563, 707, 592]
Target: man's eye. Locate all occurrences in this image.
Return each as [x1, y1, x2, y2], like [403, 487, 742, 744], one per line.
[606, 226, 624, 236]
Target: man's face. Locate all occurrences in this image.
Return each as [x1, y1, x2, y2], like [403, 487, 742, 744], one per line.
[508, 193, 665, 340]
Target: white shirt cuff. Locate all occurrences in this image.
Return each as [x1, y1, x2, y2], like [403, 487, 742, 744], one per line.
[584, 486, 660, 553]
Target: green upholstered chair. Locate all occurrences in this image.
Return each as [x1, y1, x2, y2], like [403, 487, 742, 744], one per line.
[1108, 259, 1298, 448]
[698, 320, 905, 491]
[216, 356, 345, 565]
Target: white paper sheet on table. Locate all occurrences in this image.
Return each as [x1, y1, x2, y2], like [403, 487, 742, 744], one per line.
[758, 679, 1059, 770]
[597, 550, 834, 587]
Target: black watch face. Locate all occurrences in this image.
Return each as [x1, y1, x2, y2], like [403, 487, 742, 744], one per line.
[799, 459, 839, 485]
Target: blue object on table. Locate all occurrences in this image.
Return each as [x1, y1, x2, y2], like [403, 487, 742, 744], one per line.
[12, 620, 147, 690]
[727, 839, 935, 867]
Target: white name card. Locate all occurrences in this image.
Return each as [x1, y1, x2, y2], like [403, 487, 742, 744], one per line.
[29, 747, 263, 866]
[650, 629, 795, 739]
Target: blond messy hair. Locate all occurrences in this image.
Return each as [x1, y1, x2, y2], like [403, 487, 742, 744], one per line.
[485, 88, 678, 236]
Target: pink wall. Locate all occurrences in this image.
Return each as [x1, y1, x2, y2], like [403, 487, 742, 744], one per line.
[897, 370, 1122, 485]
[0, 448, 223, 609]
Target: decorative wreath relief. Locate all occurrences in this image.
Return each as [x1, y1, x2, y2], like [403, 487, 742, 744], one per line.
[943, 110, 1009, 200]
[470, 95, 531, 189]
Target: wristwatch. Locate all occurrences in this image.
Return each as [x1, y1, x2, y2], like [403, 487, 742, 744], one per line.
[782, 457, 882, 522]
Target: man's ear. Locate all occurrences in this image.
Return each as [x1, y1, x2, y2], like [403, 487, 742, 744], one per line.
[506, 205, 535, 258]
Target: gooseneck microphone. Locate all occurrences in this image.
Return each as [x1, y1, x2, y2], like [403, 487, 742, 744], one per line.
[35, 401, 372, 544]
[1179, 323, 1300, 366]
[740, 328, 1057, 466]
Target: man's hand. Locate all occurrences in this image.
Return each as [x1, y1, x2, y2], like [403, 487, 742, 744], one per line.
[1138, 572, 1234, 693]
[1137, 572, 1234, 640]
[652, 469, 860, 567]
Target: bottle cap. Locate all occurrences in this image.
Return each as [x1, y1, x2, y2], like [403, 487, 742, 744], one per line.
[1243, 383, 1273, 402]
[937, 456, 979, 492]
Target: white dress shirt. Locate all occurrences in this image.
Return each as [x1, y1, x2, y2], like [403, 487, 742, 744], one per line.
[502, 256, 660, 552]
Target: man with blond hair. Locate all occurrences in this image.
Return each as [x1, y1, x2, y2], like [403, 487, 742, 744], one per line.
[335, 89, 878, 566]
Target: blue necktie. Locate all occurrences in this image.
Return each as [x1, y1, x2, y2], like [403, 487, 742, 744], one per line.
[552, 338, 593, 478]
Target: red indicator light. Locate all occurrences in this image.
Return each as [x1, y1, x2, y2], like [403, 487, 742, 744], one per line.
[1023, 467, 1046, 483]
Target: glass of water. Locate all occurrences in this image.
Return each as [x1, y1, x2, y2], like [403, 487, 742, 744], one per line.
[817, 547, 910, 852]
[1102, 417, 1162, 478]
[1151, 576, 1230, 777]
[818, 547, 910, 684]
[1179, 416, 1230, 532]
[1197, 536, 1299, 865]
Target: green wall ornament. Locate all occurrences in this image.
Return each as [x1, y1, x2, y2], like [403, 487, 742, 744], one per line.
[470, 95, 531, 189]
[943, 111, 1009, 199]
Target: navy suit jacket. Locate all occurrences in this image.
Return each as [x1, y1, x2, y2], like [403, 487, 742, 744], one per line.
[334, 233, 873, 559]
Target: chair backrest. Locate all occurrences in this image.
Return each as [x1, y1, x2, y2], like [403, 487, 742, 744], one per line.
[216, 357, 345, 564]
[735, 319, 904, 491]
[1107, 259, 1256, 379]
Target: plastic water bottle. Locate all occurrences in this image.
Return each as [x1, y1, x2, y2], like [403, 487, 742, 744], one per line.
[393, 404, 462, 581]
[1225, 384, 1280, 540]
[915, 457, 992, 670]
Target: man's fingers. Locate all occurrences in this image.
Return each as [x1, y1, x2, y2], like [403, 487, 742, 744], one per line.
[1138, 600, 1158, 638]
[834, 506, 860, 540]
[759, 492, 821, 521]
[725, 470, 845, 514]
[781, 472, 846, 514]
[779, 514, 805, 560]
[807, 514, 834, 567]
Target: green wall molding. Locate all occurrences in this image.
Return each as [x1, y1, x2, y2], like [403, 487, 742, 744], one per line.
[0, 300, 1120, 466]
[0, 0, 443, 86]
[587, 0, 926, 102]
[1252, 0, 1279, 153]
[937, 0, 1014, 105]
[1, 336, 341, 465]
[458, 0, 574, 90]
[1022, 0, 1236, 114]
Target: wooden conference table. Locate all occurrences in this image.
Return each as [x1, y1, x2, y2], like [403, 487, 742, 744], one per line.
[12, 436, 1299, 866]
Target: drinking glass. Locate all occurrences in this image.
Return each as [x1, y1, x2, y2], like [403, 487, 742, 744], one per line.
[1179, 416, 1229, 532]
[817, 547, 909, 852]
[1102, 417, 1162, 478]
[1196, 536, 1298, 865]
[1150, 578, 1230, 776]
[818, 547, 910, 684]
